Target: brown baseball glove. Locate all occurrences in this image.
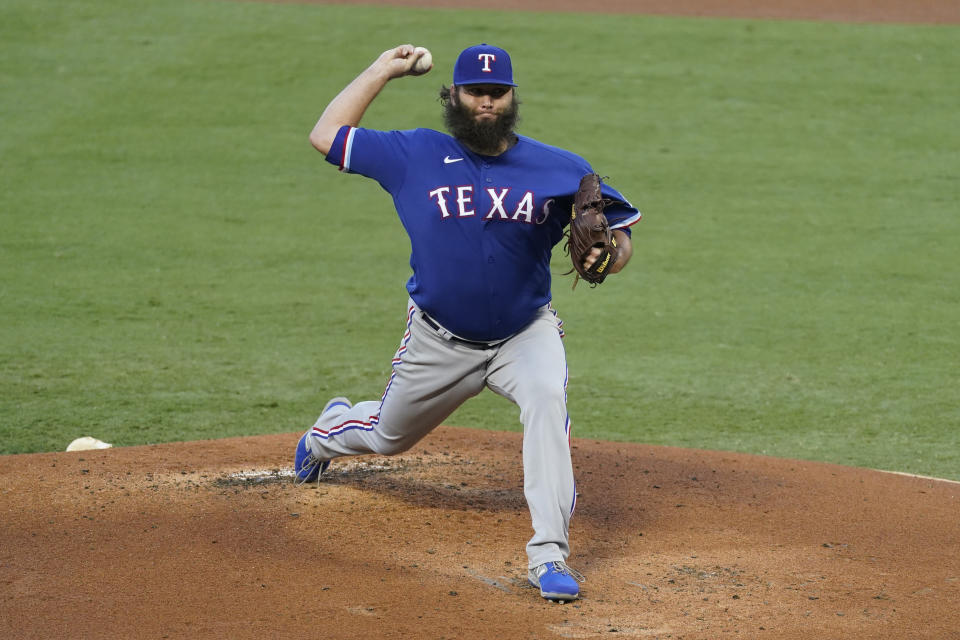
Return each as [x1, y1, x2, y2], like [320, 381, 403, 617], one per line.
[564, 173, 619, 288]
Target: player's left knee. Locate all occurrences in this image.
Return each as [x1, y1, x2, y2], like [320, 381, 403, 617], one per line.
[519, 382, 566, 413]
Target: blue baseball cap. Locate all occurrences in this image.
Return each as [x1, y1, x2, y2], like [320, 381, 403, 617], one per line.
[453, 44, 517, 87]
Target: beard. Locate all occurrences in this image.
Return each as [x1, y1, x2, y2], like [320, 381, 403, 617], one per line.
[443, 92, 520, 155]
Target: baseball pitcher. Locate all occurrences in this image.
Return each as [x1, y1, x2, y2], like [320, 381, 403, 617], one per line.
[295, 43, 641, 602]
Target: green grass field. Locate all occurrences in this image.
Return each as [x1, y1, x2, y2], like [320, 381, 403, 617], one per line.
[2, 0, 957, 480]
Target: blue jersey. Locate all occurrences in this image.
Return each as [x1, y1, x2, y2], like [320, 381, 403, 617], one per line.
[326, 126, 641, 341]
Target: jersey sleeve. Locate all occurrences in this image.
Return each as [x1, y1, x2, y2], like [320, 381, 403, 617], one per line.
[324, 126, 415, 193]
[599, 183, 642, 236]
[562, 147, 641, 235]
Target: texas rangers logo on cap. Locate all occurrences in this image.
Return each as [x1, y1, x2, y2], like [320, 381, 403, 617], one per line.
[453, 44, 517, 87]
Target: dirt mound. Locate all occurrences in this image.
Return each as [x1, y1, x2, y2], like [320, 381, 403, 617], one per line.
[2, 427, 957, 638]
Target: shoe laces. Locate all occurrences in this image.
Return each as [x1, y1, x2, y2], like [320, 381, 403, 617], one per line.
[551, 561, 585, 583]
[293, 453, 323, 487]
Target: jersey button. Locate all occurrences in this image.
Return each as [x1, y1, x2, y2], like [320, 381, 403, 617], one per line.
[487, 256, 495, 263]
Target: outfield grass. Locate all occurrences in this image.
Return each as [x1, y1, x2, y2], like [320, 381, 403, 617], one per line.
[1, 0, 957, 480]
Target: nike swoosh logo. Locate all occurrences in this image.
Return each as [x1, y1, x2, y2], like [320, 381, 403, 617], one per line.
[443, 156, 464, 164]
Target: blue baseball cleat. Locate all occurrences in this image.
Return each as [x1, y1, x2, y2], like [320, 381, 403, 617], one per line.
[293, 397, 352, 485]
[528, 561, 585, 602]
[293, 433, 330, 484]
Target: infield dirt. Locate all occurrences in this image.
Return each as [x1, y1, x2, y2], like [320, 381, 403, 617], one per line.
[3, 1, 958, 638]
[2, 428, 958, 638]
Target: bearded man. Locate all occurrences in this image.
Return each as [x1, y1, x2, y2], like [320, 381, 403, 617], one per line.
[297, 43, 641, 602]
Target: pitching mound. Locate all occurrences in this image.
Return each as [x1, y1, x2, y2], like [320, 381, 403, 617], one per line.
[1, 427, 957, 638]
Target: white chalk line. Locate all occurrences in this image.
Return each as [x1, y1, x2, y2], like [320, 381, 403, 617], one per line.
[874, 469, 960, 485]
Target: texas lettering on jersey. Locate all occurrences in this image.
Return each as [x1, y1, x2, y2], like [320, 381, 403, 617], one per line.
[427, 186, 544, 223]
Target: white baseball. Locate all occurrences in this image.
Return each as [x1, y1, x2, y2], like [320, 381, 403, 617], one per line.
[412, 47, 432, 74]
